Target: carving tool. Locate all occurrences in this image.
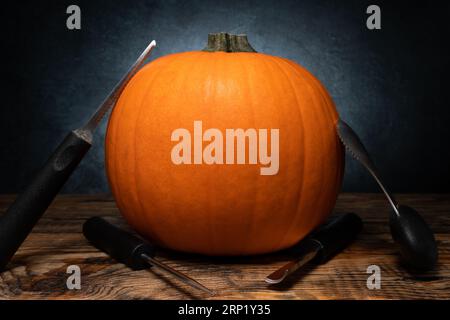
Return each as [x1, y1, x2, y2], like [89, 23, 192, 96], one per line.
[83, 217, 215, 296]
[0, 41, 156, 271]
[336, 119, 438, 270]
[265, 213, 362, 284]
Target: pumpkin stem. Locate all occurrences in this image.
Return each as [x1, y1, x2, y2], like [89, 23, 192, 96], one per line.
[202, 33, 257, 53]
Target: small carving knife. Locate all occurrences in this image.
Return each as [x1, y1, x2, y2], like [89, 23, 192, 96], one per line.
[0, 41, 156, 271]
[265, 213, 363, 284]
[83, 217, 215, 296]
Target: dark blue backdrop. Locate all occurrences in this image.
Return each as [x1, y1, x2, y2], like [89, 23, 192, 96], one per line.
[1, 0, 449, 193]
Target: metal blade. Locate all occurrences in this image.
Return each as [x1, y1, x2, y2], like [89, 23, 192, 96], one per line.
[336, 119, 399, 216]
[336, 119, 375, 170]
[77, 40, 156, 142]
[141, 253, 216, 296]
[265, 240, 321, 284]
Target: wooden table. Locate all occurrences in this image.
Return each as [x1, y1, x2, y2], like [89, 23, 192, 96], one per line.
[0, 193, 448, 300]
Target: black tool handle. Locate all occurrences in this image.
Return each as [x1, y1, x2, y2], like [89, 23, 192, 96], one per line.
[83, 217, 155, 270]
[312, 212, 363, 263]
[0, 131, 91, 271]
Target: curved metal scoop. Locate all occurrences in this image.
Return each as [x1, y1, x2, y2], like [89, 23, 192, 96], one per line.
[336, 119, 438, 270]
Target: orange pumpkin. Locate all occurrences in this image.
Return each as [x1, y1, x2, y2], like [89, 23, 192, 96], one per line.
[105, 33, 344, 255]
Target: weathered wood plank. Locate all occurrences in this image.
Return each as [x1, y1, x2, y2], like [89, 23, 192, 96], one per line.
[0, 193, 449, 300]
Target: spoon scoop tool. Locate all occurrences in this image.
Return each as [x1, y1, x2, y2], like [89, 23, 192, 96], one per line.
[0, 41, 156, 271]
[83, 217, 215, 296]
[336, 119, 438, 270]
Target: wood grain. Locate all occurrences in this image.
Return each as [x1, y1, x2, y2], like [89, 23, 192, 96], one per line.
[0, 193, 449, 300]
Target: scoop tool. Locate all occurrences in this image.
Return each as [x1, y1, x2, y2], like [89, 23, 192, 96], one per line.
[336, 119, 438, 270]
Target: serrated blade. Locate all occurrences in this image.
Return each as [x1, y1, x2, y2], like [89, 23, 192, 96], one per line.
[336, 118, 399, 215]
[80, 40, 156, 138]
[336, 119, 376, 170]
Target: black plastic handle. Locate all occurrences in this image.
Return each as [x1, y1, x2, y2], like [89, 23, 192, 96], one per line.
[83, 217, 155, 270]
[312, 213, 363, 264]
[0, 130, 91, 271]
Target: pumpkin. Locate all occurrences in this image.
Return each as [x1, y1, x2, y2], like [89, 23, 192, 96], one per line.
[105, 33, 344, 255]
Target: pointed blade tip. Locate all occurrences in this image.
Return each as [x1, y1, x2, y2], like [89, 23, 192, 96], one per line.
[207, 289, 218, 297]
[264, 275, 284, 284]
